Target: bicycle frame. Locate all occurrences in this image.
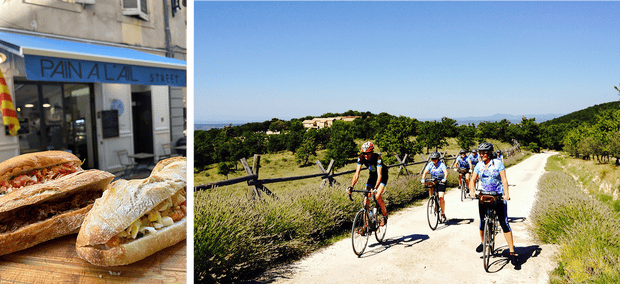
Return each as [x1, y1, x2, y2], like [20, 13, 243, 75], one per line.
[349, 187, 387, 256]
[424, 178, 442, 230]
[478, 192, 503, 272]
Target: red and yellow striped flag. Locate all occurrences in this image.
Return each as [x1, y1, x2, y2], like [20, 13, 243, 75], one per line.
[0, 70, 19, 136]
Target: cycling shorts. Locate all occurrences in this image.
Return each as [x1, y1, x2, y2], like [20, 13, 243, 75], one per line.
[478, 199, 511, 233]
[366, 173, 388, 188]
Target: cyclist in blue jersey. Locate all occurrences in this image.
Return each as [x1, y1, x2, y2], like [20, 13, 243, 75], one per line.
[469, 142, 517, 265]
[496, 149, 505, 164]
[347, 141, 389, 226]
[467, 149, 480, 170]
[452, 149, 471, 192]
[421, 152, 449, 221]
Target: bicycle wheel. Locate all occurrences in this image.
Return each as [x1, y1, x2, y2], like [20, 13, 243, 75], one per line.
[427, 195, 439, 230]
[483, 217, 494, 272]
[351, 209, 370, 256]
[375, 213, 387, 243]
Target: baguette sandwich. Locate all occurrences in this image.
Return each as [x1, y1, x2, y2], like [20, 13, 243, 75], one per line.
[0, 151, 115, 256]
[76, 157, 186, 266]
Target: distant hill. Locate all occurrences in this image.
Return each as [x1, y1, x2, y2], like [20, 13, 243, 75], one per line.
[541, 101, 620, 126]
[195, 123, 246, 130]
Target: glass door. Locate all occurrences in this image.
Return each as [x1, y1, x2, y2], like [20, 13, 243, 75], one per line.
[64, 84, 98, 169]
[14, 83, 42, 154]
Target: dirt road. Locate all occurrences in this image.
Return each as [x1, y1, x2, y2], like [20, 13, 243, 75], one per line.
[259, 152, 559, 284]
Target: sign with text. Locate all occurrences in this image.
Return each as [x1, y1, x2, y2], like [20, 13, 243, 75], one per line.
[24, 55, 186, 87]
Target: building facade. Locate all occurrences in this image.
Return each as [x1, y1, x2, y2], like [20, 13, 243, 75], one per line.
[0, 0, 186, 172]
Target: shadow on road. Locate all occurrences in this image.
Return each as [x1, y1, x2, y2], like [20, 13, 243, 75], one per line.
[361, 234, 430, 258]
[435, 218, 475, 231]
[508, 217, 526, 223]
[483, 244, 543, 273]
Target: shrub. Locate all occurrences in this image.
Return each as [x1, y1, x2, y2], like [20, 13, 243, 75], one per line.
[532, 169, 620, 283]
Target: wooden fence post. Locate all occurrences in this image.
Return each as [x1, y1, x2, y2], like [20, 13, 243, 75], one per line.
[394, 154, 409, 176]
[419, 153, 430, 174]
[318, 159, 338, 188]
[241, 157, 260, 199]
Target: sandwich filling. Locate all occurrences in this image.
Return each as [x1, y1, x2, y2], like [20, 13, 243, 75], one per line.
[0, 162, 82, 195]
[0, 189, 101, 234]
[104, 188, 187, 249]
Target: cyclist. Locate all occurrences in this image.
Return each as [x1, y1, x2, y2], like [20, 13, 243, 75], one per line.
[421, 152, 449, 221]
[452, 149, 471, 193]
[496, 149, 505, 164]
[467, 149, 481, 170]
[469, 142, 517, 265]
[347, 141, 389, 226]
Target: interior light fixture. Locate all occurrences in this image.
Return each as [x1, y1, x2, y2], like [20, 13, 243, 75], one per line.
[43, 103, 51, 108]
[25, 104, 34, 108]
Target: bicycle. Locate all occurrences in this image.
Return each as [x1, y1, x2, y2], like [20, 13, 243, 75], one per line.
[348, 187, 387, 256]
[475, 191, 503, 272]
[424, 178, 445, 230]
[457, 167, 469, 202]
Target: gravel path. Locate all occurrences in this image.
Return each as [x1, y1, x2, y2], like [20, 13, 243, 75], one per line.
[256, 152, 559, 284]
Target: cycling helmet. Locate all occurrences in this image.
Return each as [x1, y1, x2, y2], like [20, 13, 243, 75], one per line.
[477, 142, 494, 152]
[472, 149, 477, 153]
[361, 141, 374, 153]
[497, 149, 502, 154]
[429, 152, 441, 159]
[459, 149, 466, 155]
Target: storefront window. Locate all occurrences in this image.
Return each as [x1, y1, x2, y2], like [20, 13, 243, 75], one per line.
[14, 81, 97, 169]
[15, 84, 42, 153]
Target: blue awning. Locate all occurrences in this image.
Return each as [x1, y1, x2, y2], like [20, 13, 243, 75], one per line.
[0, 31, 186, 87]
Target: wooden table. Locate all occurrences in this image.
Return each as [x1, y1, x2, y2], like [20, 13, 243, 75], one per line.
[128, 153, 156, 174]
[0, 234, 186, 283]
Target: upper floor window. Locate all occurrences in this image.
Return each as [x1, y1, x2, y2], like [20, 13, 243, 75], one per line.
[122, 0, 149, 21]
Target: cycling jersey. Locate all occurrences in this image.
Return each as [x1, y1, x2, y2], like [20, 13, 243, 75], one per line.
[467, 153, 480, 167]
[474, 158, 511, 232]
[357, 153, 388, 186]
[425, 160, 447, 180]
[455, 156, 470, 169]
[473, 158, 506, 194]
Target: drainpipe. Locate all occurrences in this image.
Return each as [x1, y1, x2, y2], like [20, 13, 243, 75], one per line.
[163, 0, 175, 144]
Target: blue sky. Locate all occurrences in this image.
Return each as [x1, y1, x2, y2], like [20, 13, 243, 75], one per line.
[195, 1, 620, 124]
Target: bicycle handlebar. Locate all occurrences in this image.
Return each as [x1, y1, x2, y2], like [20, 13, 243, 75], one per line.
[347, 187, 376, 201]
[474, 191, 504, 199]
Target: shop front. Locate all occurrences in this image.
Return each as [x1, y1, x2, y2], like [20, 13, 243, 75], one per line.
[0, 31, 186, 172]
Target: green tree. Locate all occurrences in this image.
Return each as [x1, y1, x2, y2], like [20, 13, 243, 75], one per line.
[456, 124, 477, 151]
[374, 116, 420, 164]
[217, 161, 234, 179]
[418, 121, 448, 153]
[295, 131, 318, 166]
[323, 120, 357, 169]
[268, 119, 286, 132]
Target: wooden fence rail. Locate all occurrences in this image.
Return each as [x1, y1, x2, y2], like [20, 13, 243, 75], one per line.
[195, 151, 458, 197]
[195, 143, 521, 199]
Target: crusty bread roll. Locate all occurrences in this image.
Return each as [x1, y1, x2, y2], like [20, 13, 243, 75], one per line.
[76, 157, 186, 266]
[0, 169, 115, 256]
[0, 150, 80, 183]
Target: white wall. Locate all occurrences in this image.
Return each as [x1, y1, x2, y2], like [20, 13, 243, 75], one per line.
[151, 85, 171, 160]
[96, 83, 133, 172]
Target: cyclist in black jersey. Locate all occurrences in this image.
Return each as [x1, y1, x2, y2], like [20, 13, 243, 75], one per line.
[347, 141, 389, 226]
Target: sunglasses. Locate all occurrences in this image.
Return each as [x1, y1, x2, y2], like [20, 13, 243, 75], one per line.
[479, 151, 492, 156]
